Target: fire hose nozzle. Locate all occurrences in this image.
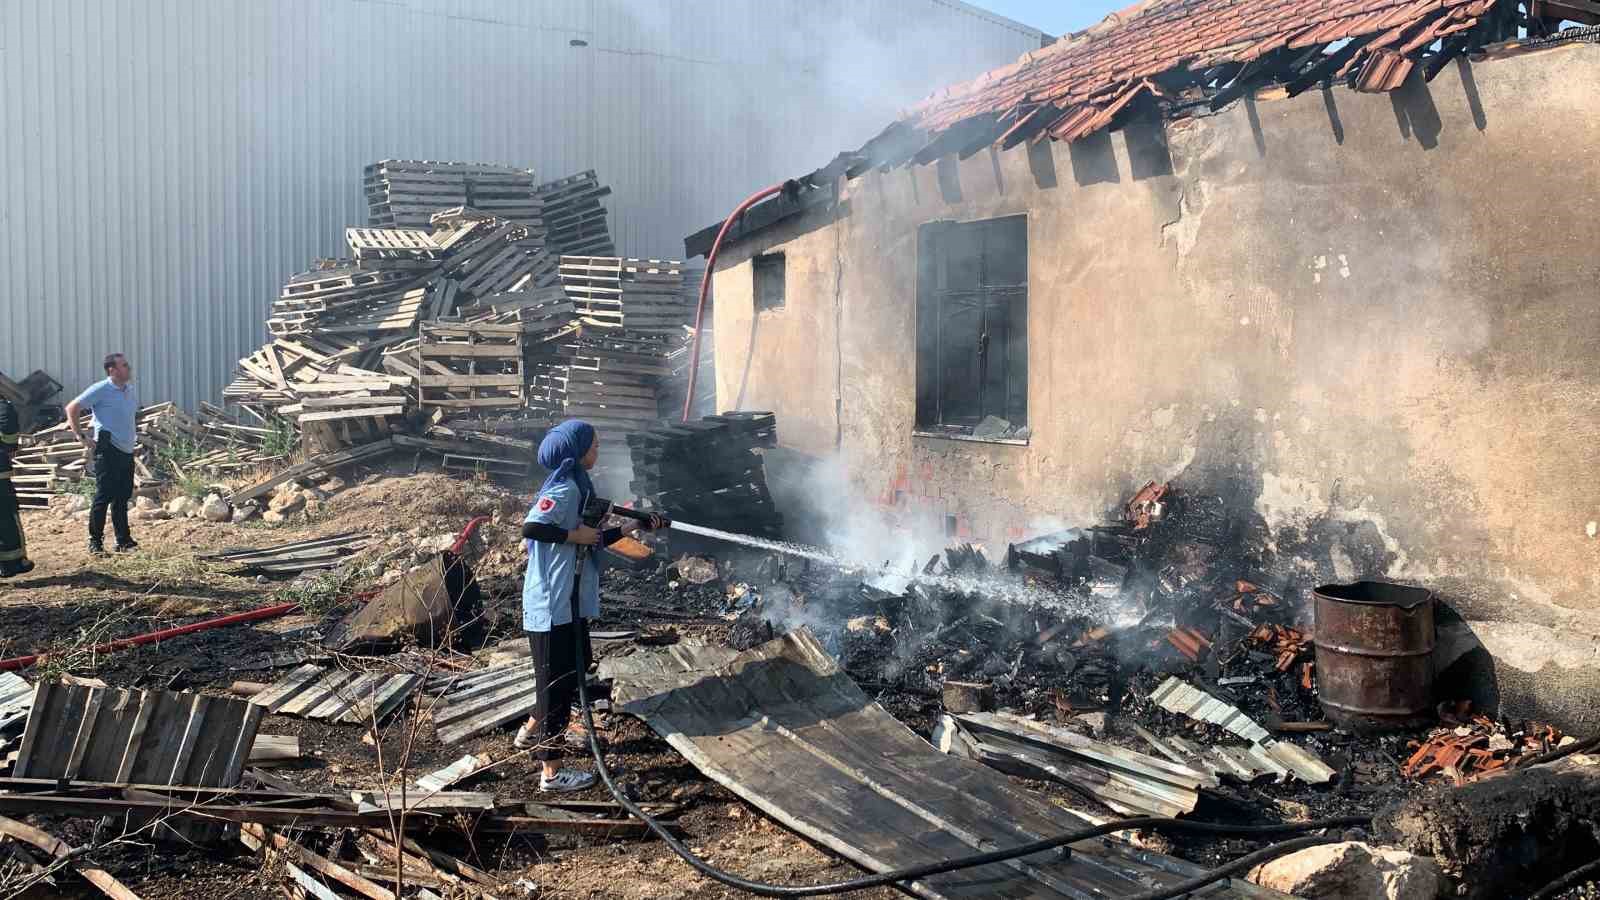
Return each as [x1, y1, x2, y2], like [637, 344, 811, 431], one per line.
[582, 495, 672, 530]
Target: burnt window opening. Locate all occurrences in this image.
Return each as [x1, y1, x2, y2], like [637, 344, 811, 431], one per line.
[753, 252, 786, 311]
[915, 215, 1027, 435]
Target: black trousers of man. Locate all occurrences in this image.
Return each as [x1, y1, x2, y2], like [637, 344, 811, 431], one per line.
[89, 432, 135, 548]
[0, 480, 26, 575]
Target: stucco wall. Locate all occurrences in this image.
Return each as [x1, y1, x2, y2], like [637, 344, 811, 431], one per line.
[711, 46, 1600, 633]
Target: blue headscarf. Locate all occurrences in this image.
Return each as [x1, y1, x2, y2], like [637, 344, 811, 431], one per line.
[538, 419, 596, 505]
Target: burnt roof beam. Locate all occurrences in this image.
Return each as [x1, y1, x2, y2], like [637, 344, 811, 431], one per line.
[1285, 36, 1376, 97]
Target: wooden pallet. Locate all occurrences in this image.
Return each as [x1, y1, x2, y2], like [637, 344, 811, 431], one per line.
[251, 665, 421, 725]
[417, 323, 524, 411]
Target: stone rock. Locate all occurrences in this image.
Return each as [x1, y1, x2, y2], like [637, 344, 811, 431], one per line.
[166, 496, 201, 518]
[67, 495, 90, 514]
[319, 476, 347, 493]
[201, 494, 232, 523]
[268, 490, 305, 515]
[134, 496, 159, 512]
[135, 506, 170, 521]
[1248, 841, 1442, 900]
[428, 533, 458, 553]
[233, 504, 259, 523]
[262, 510, 287, 526]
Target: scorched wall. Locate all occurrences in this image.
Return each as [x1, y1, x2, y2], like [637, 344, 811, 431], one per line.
[710, 45, 1600, 638]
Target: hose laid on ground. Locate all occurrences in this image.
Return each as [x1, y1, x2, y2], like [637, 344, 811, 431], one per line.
[566, 551, 1367, 896]
[1528, 856, 1600, 900]
[0, 602, 299, 672]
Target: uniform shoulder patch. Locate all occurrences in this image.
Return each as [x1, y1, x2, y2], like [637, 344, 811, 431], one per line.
[536, 496, 556, 513]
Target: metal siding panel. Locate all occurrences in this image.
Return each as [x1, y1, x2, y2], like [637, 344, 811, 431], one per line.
[0, 0, 1038, 409]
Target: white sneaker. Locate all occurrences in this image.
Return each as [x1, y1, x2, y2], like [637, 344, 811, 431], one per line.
[513, 722, 537, 750]
[539, 769, 596, 793]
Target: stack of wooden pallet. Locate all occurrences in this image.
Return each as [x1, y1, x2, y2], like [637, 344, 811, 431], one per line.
[411, 322, 525, 413]
[210, 162, 632, 469]
[224, 337, 411, 430]
[527, 329, 674, 434]
[534, 170, 613, 257]
[392, 429, 533, 478]
[657, 324, 717, 421]
[559, 256, 697, 335]
[8, 403, 231, 506]
[364, 160, 540, 228]
[183, 403, 291, 474]
[627, 413, 782, 537]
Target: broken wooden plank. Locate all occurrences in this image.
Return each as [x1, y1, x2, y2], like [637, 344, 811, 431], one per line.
[414, 753, 494, 794]
[241, 823, 396, 900]
[350, 790, 496, 813]
[249, 734, 301, 764]
[0, 815, 142, 900]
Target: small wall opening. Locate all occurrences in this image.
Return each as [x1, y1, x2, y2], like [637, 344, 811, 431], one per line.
[754, 252, 786, 311]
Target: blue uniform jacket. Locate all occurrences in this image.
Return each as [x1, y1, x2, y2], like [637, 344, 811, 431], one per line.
[521, 478, 600, 631]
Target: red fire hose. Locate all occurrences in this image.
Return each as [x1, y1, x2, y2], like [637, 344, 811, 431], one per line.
[449, 515, 491, 555]
[0, 602, 300, 672]
[0, 516, 496, 673]
[682, 183, 789, 422]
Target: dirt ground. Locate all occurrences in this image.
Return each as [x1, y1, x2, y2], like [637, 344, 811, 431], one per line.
[1, 468, 1594, 899]
[0, 469, 910, 900]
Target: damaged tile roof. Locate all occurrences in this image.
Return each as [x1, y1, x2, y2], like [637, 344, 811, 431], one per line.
[686, 0, 1539, 257]
[905, 0, 1502, 146]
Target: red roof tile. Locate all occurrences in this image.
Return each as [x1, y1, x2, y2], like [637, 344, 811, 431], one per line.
[902, 0, 1492, 145]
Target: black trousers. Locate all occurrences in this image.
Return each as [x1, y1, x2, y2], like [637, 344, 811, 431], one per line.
[90, 432, 134, 545]
[0, 480, 25, 566]
[526, 583, 594, 762]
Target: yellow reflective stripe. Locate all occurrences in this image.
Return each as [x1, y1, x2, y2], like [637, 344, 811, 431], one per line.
[0, 433, 18, 444]
[0, 472, 11, 481]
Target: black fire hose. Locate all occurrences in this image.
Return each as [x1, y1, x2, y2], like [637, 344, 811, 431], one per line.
[565, 545, 1367, 897]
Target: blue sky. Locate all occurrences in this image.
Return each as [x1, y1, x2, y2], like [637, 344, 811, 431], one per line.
[976, 0, 1128, 36]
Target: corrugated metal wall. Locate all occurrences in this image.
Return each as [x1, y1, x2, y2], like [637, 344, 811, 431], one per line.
[0, 0, 1040, 409]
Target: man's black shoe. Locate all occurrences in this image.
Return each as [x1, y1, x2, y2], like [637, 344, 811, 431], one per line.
[114, 539, 140, 553]
[0, 559, 34, 578]
[88, 540, 109, 557]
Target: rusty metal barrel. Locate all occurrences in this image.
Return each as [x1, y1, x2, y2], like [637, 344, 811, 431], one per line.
[1313, 581, 1435, 731]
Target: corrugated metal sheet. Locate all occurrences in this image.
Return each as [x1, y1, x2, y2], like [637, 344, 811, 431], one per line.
[0, 0, 1041, 410]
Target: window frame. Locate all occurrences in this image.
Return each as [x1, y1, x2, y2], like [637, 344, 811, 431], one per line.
[914, 214, 1029, 440]
[753, 251, 786, 312]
